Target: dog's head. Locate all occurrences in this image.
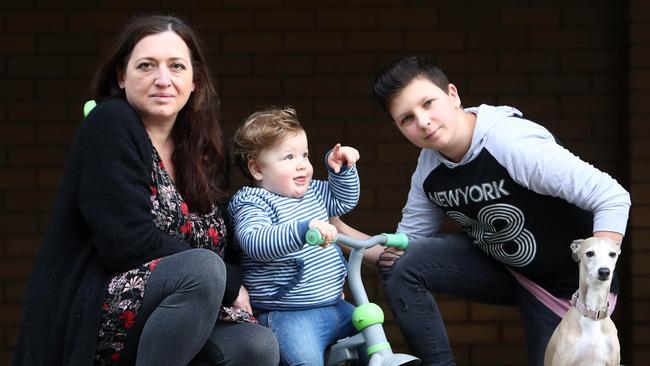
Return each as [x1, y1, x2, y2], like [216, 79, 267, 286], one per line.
[570, 237, 621, 283]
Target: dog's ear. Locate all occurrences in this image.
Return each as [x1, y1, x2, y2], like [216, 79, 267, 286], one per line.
[570, 239, 582, 262]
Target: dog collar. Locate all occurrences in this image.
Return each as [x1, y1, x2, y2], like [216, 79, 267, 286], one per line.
[570, 290, 609, 320]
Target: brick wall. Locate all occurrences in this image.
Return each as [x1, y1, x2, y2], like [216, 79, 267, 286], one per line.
[627, 1, 650, 365]
[0, 0, 644, 365]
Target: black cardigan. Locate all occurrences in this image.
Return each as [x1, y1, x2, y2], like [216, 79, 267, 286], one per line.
[13, 98, 241, 365]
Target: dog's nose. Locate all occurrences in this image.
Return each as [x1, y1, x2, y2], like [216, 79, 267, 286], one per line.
[598, 267, 611, 280]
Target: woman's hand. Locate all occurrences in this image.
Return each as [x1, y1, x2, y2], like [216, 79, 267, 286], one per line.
[327, 143, 360, 173]
[232, 285, 253, 314]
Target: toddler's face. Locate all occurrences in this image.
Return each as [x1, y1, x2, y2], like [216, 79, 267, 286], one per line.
[251, 130, 313, 199]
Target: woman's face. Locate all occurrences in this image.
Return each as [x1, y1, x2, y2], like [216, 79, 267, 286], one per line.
[118, 31, 195, 126]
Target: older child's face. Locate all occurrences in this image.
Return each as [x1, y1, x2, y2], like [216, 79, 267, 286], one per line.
[389, 77, 463, 153]
[249, 130, 313, 199]
[118, 31, 195, 127]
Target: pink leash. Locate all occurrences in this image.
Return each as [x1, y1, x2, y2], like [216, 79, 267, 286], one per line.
[506, 267, 617, 318]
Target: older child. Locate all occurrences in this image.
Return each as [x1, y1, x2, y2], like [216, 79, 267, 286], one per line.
[370, 56, 631, 366]
[228, 106, 361, 366]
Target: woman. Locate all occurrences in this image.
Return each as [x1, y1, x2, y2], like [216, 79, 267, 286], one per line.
[13, 15, 279, 366]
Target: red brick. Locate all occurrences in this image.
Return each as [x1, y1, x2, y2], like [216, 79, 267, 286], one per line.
[193, 11, 253, 30]
[0, 170, 36, 189]
[37, 78, 89, 99]
[5, 191, 57, 212]
[223, 0, 283, 7]
[315, 54, 374, 74]
[437, 53, 498, 73]
[347, 31, 402, 51]
[8, 101, 67, 121]
[284, 76, 342, 96]
[67, 12, 131, 31]
[498, 96, 559, 118]
[500, 323, 526, 344]
[447, 324, 499, 344]
[377, 9, 437, 28]
[438, 299, 470, 321]
[440, 7, 500, 28]
[255, 10, 314, 29]
[37, 34, 97, 55]
[629, 0, 650, 21]
[561, 51, 620, 71]
[209, 54, 253, 75]
[6, 12, 66, 32]
[285, 32, 344, 52]
[220, 76, 282, 97]
[591, 29, 624, 49]
[0, 125, 34, 144]
[344, 75, 374, 96]
[317, 9, 376, 29]
[468, 30, 527, 50]
[0, 260, 34, 281]
[37, 168, 64, 189]
[222, 33, 282, 52]
[499, 52, 559, 71]
[631, 137, 650, 159]
[502, 6, 561, 27]
[8, 146, 69, 166]
[631, 161, 650, 181]
[629, 230, 650, 251]
[592, 73, 622, 94]
[67, 55, 102, 77]
[563, 5, 621, 27]
[346, 121, 400, 142]
[530, 73, 590, 94]
[7, 56, 67, 77]
[355, 163, 412, 187]
[97, 0, 159, 8]
[37, 123, 79, 144]
[632, 251, 650, 275]
[405, 31, 465, 51]
[4, 281, 28, 302]
[530, 30, 590, 50]
[629, 45, 650, 67]
[315, 98, 374, 119]
[301, 119, 345, 141]
[468, 74, 527, 95]
[631, 206, 650, 228]
[0, 35, 35, 55]
[544, 118, 592, 139]
[471, 345, 527, 365]
[560, 96, 619, 116]
[630, 92, 650, 113]
[0, 79, 35, 99]
[5, 236, 41, 258]
[253, 54, 312, 75]
[630, 23, 650, 45]
[471, 303, 520, 321]
[376, 142, 421, 164]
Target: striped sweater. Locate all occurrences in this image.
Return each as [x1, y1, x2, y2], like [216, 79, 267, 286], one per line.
[228, 163, 360, 310]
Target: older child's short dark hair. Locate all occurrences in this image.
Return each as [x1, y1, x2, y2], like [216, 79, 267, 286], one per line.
[373, 56, 450, 114]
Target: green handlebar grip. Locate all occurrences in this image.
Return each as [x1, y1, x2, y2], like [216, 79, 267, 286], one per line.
[83, 100, 97, 117]
[305, 228, 324, 246]
[382, 233, 408, 250]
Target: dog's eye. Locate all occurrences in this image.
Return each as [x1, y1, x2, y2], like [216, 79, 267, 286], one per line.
[585, 251, 595, 257]
[609, 252, 617, 258]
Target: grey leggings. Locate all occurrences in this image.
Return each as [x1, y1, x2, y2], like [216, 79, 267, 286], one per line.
[119, 248, 279, 366]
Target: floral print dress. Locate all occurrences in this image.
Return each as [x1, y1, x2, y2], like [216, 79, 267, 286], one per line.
[94, 149, 252, 365]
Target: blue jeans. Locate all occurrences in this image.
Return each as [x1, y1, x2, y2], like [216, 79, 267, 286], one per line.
[384, 235, 563, 366]
[257, 298, 357, 366]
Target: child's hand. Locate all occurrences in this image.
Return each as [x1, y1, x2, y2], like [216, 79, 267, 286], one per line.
[328, 143, 360, 173]
[309, 219, 337, 247]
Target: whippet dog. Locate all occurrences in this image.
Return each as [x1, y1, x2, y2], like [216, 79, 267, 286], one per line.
[544, 237, 621, 366]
